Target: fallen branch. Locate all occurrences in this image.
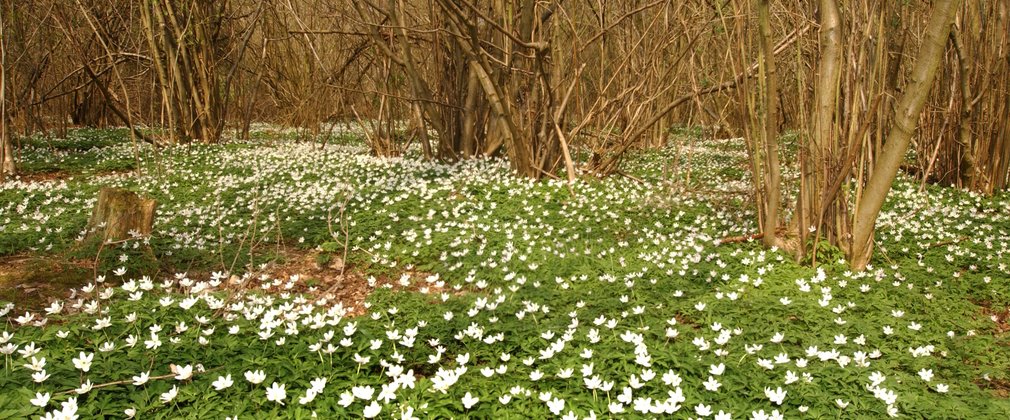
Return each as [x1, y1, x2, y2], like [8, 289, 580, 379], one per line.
[715, 233, 764, 245]
[56, 364, 219, 395]
[924, 236, 967, 250]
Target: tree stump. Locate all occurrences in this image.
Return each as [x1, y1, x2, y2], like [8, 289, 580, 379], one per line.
[87, 188, 157, 242]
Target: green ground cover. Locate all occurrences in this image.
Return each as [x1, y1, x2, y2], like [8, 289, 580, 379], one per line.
[0, 128, 1008, 419]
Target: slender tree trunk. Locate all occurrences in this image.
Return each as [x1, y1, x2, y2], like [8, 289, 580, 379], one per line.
[0, 4, 13, 181]
[390, 0, 444, 151]
[850, 0, 961, 270]
[141, 3, 177, 143]
[757, 0, 781, 248]
[949, 29, 978, 188]
[806, 0, 842, 238]
[460, 62, 479, 157]
[142, 0, 225, 144]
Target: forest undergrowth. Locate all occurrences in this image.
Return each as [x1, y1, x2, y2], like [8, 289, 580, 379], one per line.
[0, 128, 1008, 418]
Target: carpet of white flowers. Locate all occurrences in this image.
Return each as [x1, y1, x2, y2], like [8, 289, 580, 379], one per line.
[1, 129, 1009, 419]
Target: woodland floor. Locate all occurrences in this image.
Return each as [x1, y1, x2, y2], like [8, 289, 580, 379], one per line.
[0, 126, 1008, 419]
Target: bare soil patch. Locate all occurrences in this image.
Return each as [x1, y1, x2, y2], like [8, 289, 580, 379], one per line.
[258, 246, 458, 317]
[14, 171, 74, 183]
[0, 255, 93, 310]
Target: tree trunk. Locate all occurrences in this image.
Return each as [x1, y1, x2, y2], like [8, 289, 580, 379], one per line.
[950, 29, 978, 189]
[0, 135, 12, 181]
[757, 0, 782, 248]
[804, 0, 843, 249]
[0, 4, 12, 182]
[142, 0, 225, 144]
[88, 188, 157, 243]
[850, 0, 961, 270]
